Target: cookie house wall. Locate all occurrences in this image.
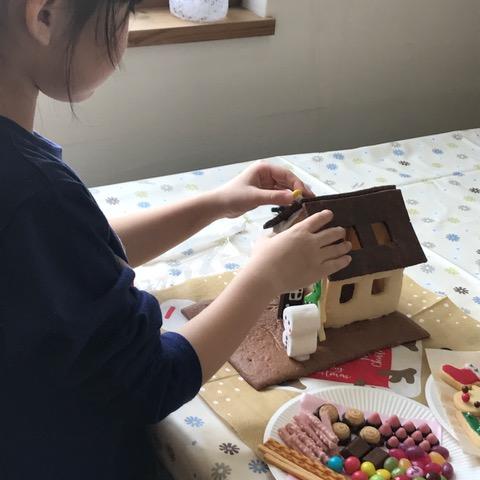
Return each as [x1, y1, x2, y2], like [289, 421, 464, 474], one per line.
[322, 268, 404, 328]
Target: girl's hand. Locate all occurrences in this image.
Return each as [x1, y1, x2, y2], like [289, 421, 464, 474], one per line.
[214, 162, 315, 218]
[247, 210, 352, 296]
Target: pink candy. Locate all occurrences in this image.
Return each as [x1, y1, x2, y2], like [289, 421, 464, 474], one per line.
[403, 437, 416, 448]
[387, 436, 400, 449]
[406, 465, 424, 477]
[426, 433, 439, 446]
[411, 430, 424, 444]
[367, 412, 382, 427]
[396, 427, 408, 440]
[418, 422, 431, 436]
[387, 415, 401, 430]
[379, 423, 393, 438]
[419, 440, 431, 452]
[402, 421, 416, 434]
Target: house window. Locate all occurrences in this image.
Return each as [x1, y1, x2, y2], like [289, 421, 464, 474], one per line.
[346, 227, 362, 250]
[371, 222, 392, 246]
[371, 278, 387, 295]
[288, 289, 303, 301]
[340, 283, 355, 303]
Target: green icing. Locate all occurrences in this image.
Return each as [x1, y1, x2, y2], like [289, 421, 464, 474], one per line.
[304, 281, 322, 305]
[463, 412, 480, 436]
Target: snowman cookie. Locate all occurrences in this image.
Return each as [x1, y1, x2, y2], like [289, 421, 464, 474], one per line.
[454, 385, 480, 447]
[440, 362, 480, 390]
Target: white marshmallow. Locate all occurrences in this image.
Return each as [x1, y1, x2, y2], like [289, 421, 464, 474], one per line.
[284, 333, 318, 361]
[283, 304, 320, 335]
[282, 304, 321, 361]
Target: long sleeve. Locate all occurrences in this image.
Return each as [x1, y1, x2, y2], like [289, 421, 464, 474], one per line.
[1, 180, 202, 424]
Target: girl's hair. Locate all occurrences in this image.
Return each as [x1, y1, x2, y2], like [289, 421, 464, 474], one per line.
[65, 0, 140, 102]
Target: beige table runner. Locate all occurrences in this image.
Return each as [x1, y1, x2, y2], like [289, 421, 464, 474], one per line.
[154, 273, 480, 452]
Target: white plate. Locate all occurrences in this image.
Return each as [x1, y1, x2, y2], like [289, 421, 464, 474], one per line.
[425, 374, 458, 441]
[264, 385, 480, 479]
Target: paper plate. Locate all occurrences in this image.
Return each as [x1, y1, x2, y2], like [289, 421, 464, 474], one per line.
[425, 374, 458, 441]
[264, 385, 480, 479]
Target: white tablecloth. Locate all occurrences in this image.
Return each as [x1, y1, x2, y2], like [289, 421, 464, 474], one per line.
[91, 129, 480, 480]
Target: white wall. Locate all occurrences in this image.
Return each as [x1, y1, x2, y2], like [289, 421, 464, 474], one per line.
[35, 0, 480, 187]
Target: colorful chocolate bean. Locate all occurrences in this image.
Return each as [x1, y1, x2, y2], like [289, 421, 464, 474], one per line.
[430, 446, 449, 460]
[344, 456, 361, 475]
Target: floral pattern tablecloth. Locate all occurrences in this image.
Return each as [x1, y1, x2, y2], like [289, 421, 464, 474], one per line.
[91, 129, 480, 480]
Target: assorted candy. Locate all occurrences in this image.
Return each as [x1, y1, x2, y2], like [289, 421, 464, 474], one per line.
[327, 455, 345, 473]
[279, 401, 455, 480]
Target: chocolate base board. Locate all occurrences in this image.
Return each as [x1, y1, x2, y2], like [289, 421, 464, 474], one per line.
[181, 301, 430, 391]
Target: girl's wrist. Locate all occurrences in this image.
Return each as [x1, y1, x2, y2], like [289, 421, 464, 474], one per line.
[200, 190, 229, 221]
[237, 258, 280, 300]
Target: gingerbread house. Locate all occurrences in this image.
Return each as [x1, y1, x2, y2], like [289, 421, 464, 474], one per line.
[264, 185, 427, 334]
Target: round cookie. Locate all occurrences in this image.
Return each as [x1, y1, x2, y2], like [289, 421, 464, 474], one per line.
[317, 403, 340, 423]
[332, 422, 351, 445]
[453, 385, 480, 416]
[343, 408, 366, 433]
[359, 426, 381, 445]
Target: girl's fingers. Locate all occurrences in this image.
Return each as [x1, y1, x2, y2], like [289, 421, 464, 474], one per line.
[256, 163, 314, 197]
[316, 226, 346, 247]
[255, 188, 294, 206]
[320, 255, 352, 277]
[300, 210, 334, 233]
[320, 241, 352, 261]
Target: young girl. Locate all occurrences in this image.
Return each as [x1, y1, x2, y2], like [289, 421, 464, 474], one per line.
[0, 1, 352, 479]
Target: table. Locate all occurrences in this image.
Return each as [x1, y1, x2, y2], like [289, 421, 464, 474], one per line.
[91, 128, 480, 480]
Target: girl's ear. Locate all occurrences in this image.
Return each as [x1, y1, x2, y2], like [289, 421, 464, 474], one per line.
[25, 0, 57, 46]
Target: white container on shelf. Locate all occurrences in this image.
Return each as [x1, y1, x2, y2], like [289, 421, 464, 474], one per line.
[169, 0, 229, 22]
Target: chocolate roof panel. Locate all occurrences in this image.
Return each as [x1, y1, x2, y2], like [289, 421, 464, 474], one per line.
[302, 186, 426, 280]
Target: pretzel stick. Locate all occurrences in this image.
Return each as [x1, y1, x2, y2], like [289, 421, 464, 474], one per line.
[263, 453, 322, 480]
[259, 446, 325, 480]
[261, 439, 345, 480]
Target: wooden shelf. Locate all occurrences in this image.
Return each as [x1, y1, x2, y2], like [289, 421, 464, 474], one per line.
[128, 6, 276, 47]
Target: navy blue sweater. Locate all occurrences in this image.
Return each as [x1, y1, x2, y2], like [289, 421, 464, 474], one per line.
[0, 116, 202, 480]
